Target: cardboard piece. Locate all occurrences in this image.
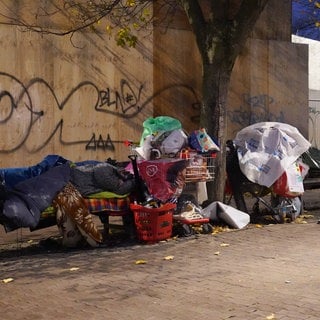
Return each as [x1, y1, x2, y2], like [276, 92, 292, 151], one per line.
[202, 201, 250, 229]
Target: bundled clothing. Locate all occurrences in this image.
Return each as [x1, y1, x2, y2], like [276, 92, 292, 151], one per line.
[70, 162, 135, 196]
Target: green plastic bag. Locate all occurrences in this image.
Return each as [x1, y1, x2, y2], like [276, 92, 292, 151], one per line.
[139, 116, 182, 145]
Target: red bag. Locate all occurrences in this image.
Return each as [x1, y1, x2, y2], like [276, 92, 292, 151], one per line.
[137, 159, 187, 202]
[272, 162, 304, 197]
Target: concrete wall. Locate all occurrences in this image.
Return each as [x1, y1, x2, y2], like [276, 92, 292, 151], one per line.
[292, 36, 320, 148]
[309, 90, 320, 148]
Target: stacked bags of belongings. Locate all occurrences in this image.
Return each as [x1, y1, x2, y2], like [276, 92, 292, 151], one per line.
[133, 116, 220, 204]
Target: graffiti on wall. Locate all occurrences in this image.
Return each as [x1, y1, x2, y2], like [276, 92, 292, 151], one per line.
[227, 93, 285, 135]
[0, 72, 200, 154]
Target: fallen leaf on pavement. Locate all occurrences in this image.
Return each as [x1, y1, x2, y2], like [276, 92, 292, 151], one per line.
[300, 214, 314, 219]
[220, 243, 229, 247]
[69, 267, 80, 271]
[212, 226, 230, 234]
[295, 218, 307, 224]
[135, 260, 147, 265]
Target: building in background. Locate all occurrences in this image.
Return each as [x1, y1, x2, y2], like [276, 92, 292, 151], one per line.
[292, 35, 320, 148]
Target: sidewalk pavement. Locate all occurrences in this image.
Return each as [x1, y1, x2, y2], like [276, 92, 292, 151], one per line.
[1, 189, 320, 320]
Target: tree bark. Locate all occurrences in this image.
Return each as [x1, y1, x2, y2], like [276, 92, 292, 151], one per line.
[201, 62, 232, 202]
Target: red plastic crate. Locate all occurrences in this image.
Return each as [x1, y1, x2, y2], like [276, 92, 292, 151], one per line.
[130, 203, 176, 243]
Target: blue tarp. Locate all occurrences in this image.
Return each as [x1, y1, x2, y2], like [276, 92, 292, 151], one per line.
[0, 155, 69, 188]
[292, 0, 320, 41]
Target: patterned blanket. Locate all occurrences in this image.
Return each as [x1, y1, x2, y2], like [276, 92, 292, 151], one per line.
[83, 197, 131, 213]
[34, 194, 131, 232]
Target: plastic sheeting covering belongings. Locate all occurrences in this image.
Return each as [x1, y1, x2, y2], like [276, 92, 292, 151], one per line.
[234, 122, 311, 188]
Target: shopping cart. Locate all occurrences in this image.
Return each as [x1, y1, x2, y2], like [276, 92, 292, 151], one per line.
[180, 149, 216, 183]
[173, 150, 217, 236]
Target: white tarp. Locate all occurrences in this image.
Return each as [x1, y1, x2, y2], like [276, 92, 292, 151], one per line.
[234, 122, 311, 187]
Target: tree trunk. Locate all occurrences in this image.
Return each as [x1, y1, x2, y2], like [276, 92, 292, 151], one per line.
[200, 63, 232, 203]
[178, 0, 269, 203]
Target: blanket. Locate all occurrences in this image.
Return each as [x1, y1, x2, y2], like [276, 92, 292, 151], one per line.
[1, 163, 71, 232]
[0, 154, 68, 188]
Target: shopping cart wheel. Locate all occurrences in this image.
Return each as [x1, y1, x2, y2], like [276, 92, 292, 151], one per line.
[202, 223, 213, 234]
[181, 224, 194, 237]
[273, 212, 286, 224]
